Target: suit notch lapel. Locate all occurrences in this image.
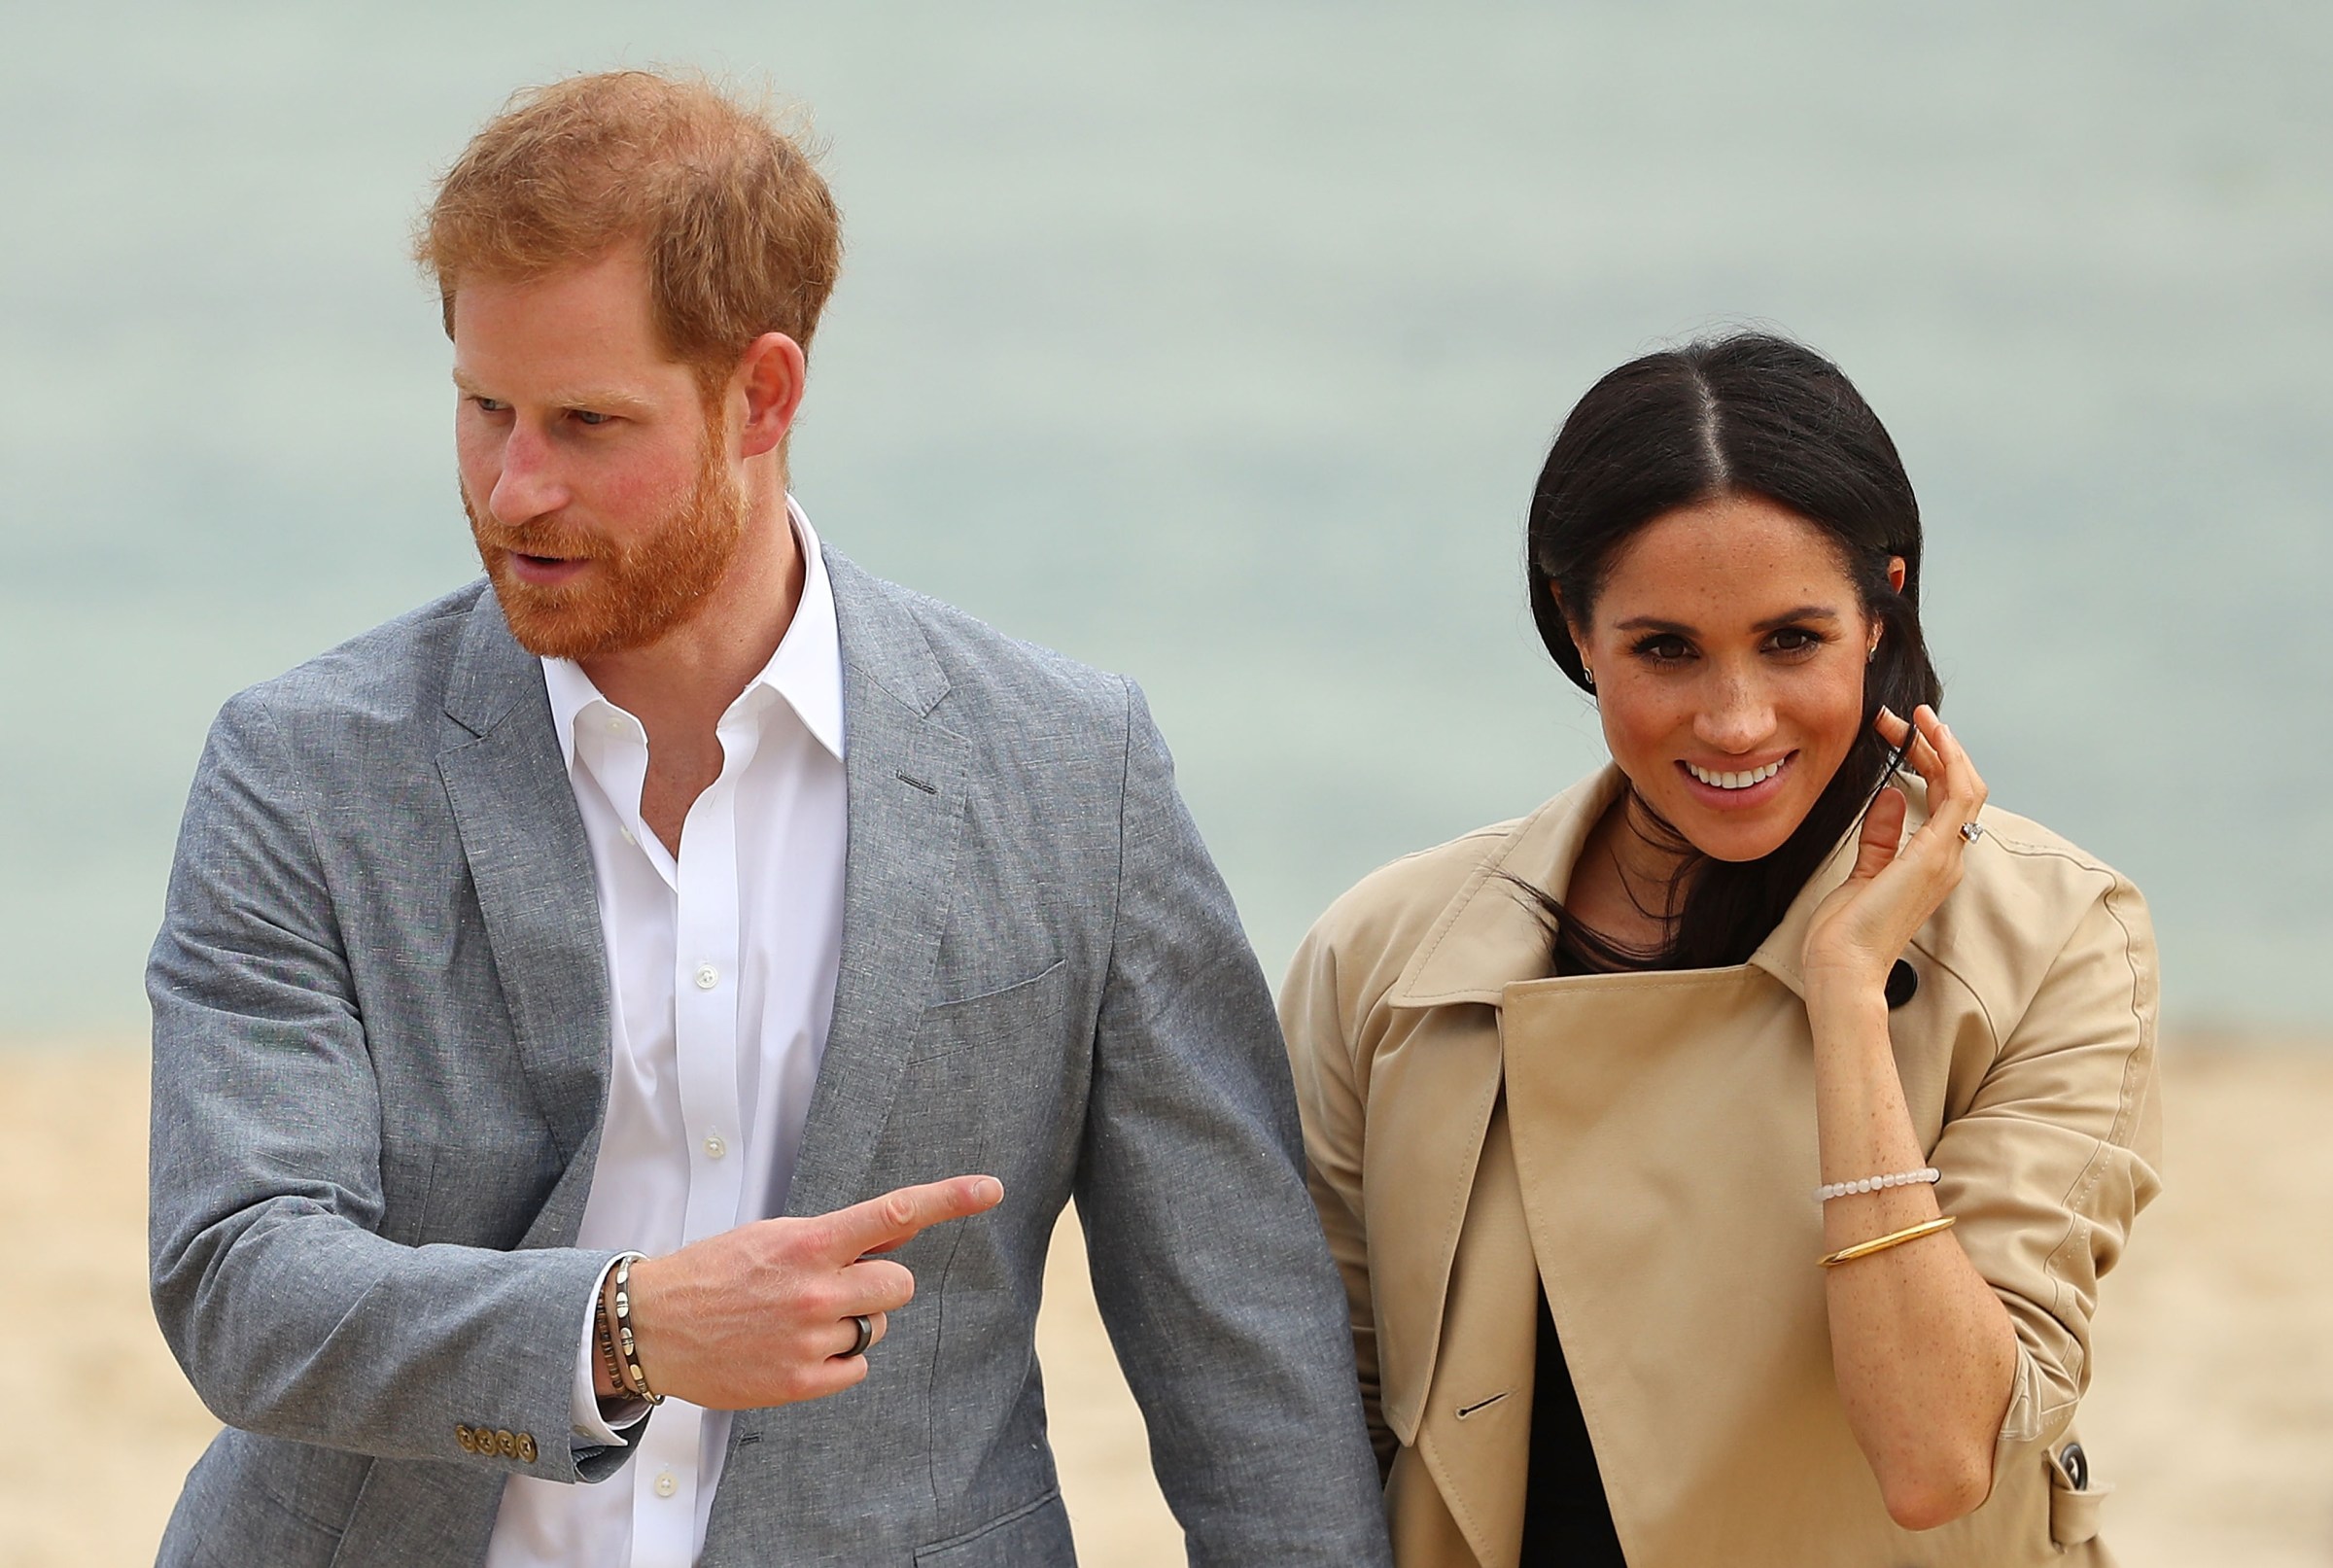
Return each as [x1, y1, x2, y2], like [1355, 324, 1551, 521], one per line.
[782, 549, 976, 1217]
[783, 679, 971, 1217]
[436, 596, 611, 1186]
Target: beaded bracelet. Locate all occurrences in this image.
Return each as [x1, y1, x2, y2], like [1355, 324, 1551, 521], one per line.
[592, 1266, 629, 1399]
[609, 1252, 665, 1406]
[1814, 1166, 1939, 1203]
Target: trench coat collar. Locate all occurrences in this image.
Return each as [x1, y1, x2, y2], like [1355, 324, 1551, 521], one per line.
[1384, 762, 1864, 1008]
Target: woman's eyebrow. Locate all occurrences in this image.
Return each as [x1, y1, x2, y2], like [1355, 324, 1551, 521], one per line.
[1610, 605, 1842, 637]
[1752, 605, 1843, 632]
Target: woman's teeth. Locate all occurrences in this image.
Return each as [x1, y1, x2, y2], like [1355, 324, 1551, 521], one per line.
[1687, 758, 1784, 790]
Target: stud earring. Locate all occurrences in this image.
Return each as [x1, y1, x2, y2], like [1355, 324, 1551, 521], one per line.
[1866, 642, 1878, 664]
[1583, 666, 1595, 687]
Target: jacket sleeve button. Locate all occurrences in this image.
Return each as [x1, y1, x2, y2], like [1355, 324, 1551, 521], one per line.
[518, 1433, 539, 1464]
[456, 1425, 476, 1452]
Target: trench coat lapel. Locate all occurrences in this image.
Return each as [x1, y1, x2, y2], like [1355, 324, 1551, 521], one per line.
[1371, 767, 1868, 1564]
[781, 551, 972, 1218]
[436, 590, 612, 1243]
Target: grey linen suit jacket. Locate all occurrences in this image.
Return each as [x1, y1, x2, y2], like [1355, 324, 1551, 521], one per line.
[148, 549, 1391, 1567]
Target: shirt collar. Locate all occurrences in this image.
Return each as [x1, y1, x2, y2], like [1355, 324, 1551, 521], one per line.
[541, 493, 846, 769]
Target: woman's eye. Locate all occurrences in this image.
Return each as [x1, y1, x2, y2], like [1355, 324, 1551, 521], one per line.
[1633, 636, 1693, 664]
[1767, 627, 1823, 654]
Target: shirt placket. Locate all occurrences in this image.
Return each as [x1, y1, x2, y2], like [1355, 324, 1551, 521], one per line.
[627, 703, 763, 1568]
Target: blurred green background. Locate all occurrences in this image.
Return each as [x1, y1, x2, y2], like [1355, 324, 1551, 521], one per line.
[3, 2, 2328, 1036]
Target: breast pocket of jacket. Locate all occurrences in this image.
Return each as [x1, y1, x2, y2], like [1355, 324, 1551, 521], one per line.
[908, 958, 1072, 1063]
[893, 961, 1075, 1170]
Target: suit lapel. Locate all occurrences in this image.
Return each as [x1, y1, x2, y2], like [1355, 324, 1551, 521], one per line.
[435, 592, 611, 1223]
[782, 551, 972, 1218]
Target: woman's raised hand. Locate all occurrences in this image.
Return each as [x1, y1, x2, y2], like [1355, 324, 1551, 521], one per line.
[1801, 705, 1989, 1003]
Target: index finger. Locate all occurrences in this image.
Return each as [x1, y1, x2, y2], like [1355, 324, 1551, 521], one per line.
[816, 1175, 1004, 1261]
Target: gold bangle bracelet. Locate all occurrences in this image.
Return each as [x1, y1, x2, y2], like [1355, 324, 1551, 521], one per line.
[1818, 1213, 1957, 1269]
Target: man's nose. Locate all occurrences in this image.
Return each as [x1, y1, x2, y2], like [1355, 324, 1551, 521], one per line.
[488, 425, 567, 525]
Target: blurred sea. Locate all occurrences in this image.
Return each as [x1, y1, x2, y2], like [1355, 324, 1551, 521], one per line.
[2, 3, 2328, 1035]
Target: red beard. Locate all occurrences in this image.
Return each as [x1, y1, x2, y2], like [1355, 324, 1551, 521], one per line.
[465, 429, 747, 662]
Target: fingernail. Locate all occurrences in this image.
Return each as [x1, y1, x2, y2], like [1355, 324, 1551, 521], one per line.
[972, 1177, 1003, 1205]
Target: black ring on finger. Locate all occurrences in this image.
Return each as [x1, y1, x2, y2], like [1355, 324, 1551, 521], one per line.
[841, 1313, 875, 1359]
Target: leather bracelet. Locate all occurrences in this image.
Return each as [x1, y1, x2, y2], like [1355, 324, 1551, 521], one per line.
[609, 1253, 664, 1405]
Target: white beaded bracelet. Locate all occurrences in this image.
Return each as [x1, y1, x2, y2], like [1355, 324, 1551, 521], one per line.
[1815, 1167, 1940, 1203]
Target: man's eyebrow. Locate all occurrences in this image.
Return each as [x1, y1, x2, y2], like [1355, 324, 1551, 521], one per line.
[448, 371, 655, 415]
[1611, 605, 1842, 636]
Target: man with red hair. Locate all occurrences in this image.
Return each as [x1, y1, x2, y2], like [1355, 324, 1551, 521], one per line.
[148, 71, 1387, 1567]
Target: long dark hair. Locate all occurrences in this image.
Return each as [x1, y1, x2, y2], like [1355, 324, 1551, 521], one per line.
[1526, 332, 1942, 971]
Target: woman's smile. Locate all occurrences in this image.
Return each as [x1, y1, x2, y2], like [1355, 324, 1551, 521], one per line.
[1677, 751, 1795, 808]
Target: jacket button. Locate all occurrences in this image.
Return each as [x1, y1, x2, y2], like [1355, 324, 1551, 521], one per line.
[496, 1429, 517, 1457]
[517, 1432, 539, 1464]
[1885, 959, 1919, 1009]
[456, 1424, 475, 1452]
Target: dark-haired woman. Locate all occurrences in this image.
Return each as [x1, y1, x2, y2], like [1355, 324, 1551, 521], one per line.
[1282, 334, 2159, 1567]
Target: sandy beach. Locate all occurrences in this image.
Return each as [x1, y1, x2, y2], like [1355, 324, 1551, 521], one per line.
[5, 1038, 2326, 1566]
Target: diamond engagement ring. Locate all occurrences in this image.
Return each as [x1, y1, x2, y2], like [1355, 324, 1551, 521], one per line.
[1960, 821, 1985, 844]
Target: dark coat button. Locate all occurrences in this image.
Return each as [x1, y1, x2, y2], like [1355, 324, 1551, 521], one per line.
[2060, 1443, 2089, 1490]
[1885, 959, 1919, 1009]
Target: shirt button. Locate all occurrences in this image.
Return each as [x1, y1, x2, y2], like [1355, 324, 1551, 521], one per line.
[654, 1468, 679, 1499]
[605, 716, 625, 735]
[703, 1133, 727, 1160]
[694, 963, 719, 991]
[619, 826, 637, 846]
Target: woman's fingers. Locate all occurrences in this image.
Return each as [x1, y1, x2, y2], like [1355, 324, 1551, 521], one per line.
[1871, 707, 1990, 885]
[1905, 706, 1988, 830]
[1876, 705, 1944, 783]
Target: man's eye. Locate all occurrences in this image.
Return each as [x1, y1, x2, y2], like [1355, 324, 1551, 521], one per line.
[571, 409, 611, 427]
[472, 396, 508, 414]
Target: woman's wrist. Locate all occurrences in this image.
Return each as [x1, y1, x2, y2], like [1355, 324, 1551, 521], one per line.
[1803, 954, 1892, 1009]
[1803, 981, 1893, 1054]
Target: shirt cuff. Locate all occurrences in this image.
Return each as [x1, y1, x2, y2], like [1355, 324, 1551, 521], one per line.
[571, 1258, 651, 1446]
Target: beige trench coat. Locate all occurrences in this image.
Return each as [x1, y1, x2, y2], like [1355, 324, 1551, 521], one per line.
[1282, 766, 2162, 1567]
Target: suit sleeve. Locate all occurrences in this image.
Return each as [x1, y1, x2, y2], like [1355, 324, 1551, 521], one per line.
[1073, 680, 1393, 1566]
[1278, 918, 1396, 1476]
[1927, 867, 2164, 1466]
[147, 689, 635, 1481]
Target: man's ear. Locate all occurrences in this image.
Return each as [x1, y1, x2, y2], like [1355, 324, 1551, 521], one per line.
[730, 331, 808, 459]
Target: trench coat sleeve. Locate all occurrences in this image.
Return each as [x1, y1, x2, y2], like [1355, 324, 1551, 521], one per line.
[1280, 923, 1396, 1477]
[1925, 868, 2163, 1468]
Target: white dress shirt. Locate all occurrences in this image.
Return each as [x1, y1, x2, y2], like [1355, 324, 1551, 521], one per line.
[485, 499, 849, 1568]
